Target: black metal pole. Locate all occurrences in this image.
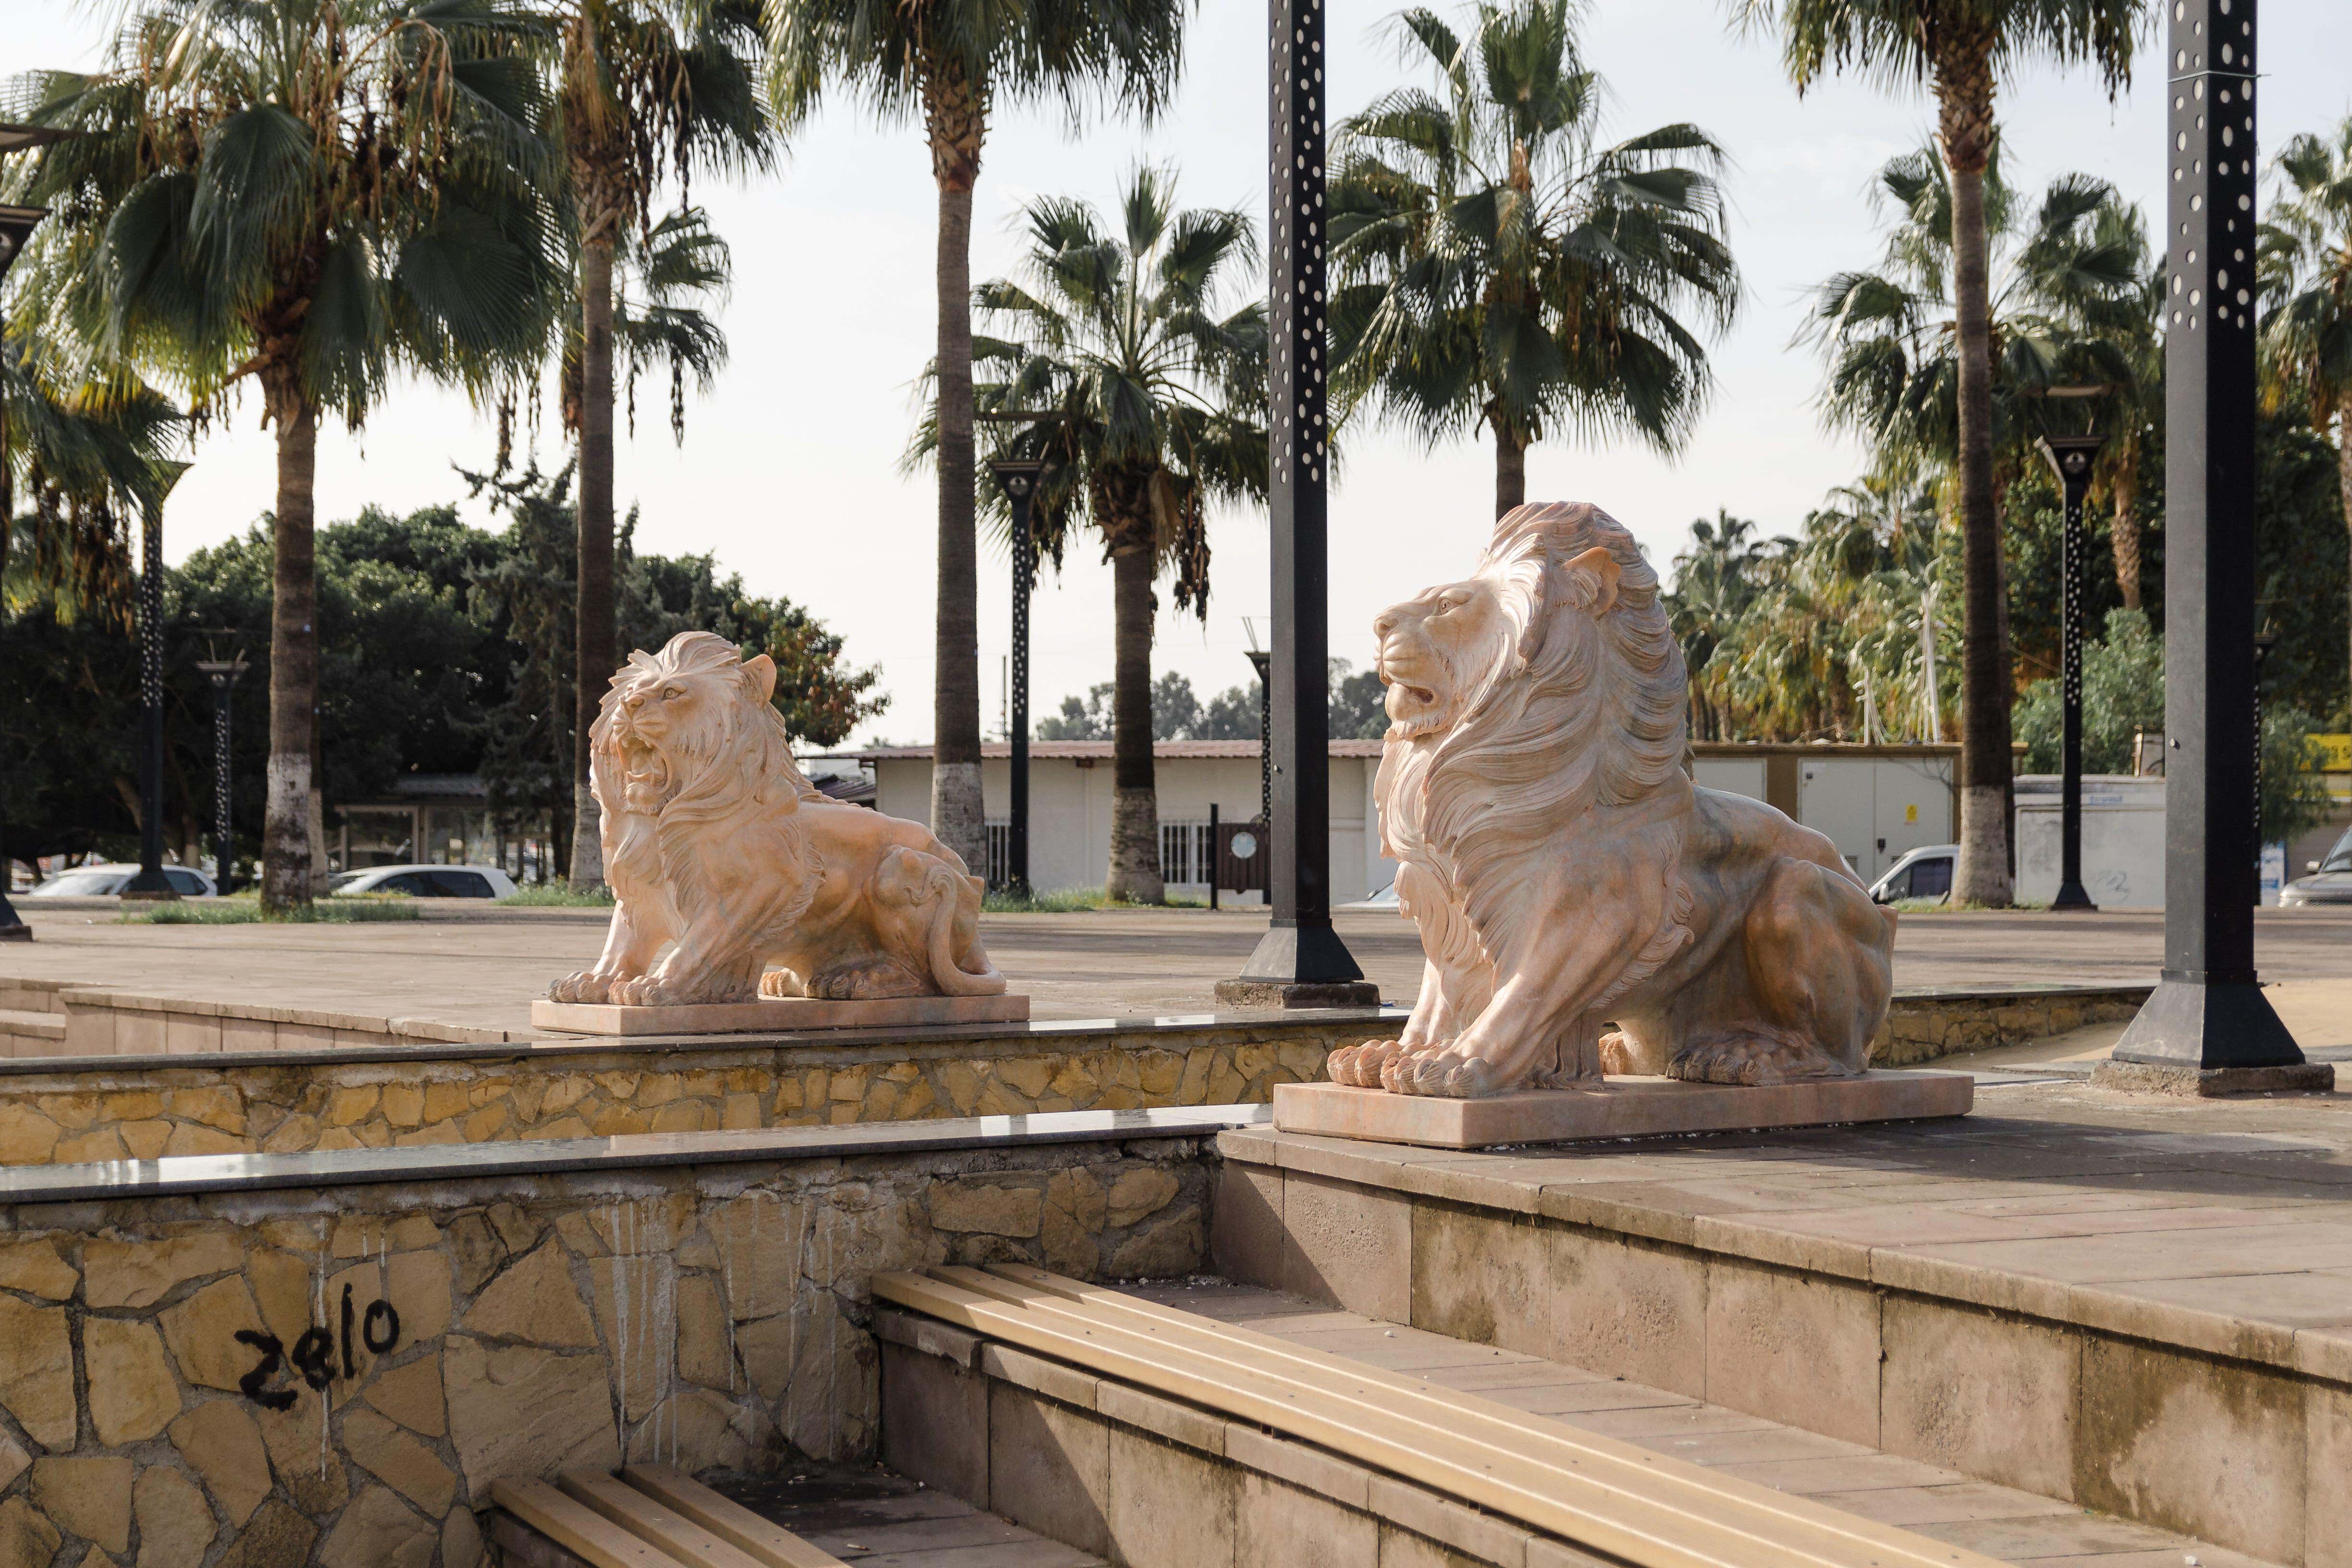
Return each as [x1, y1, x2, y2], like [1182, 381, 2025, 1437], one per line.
[2108, 0, 2318, 1087]
[1224, 0, 1372, 1005]
[1246, 647, 1273, 829]
[126, 489, 174, 895]
[1009, 487, 1033, 897]
[214, 678, 234, 894]
[2039, 437, 2102, 910]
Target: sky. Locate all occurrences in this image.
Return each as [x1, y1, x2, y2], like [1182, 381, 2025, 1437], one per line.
[12, 0, 2352, 748]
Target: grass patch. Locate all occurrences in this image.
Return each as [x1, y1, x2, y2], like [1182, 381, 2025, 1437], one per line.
[121, 896, 420, 925]
[498, 882, 616, 907]
[982, 886, 1209, 913]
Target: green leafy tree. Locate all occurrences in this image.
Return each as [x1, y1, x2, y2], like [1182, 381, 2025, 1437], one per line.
[956, 168, 1266, 901]
[2260, 117, 2352, 724]
[1665, 510, 1767, 739]
[1329, 0, 1740, 518]
[765, 0, 1189, 876]
[549, 0, 772, 890]
[10, 0, 567, 909]
[1736, 0, 2147, 906]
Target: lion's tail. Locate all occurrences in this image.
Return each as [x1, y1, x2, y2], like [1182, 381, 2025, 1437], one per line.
[922, 864, 1008, 996]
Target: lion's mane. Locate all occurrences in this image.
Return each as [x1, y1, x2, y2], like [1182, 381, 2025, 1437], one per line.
[1382, 502, 1693, 998]
[591, 631, 825, 930]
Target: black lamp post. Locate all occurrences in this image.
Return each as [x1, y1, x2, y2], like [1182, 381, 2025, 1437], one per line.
[2106, 0, 2327, 1090]
[986, 458, 1044, 896]
[0, 192, 52, 941]
[1245, 645, 1273, 828]
[197, 643, 250, 895]
[2036, 431, 2105, 911]
[1222, 0, 1374, 1007]
[125, 461, 195, 899]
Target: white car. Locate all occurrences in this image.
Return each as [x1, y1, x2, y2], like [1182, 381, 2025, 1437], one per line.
[1868, 845, 1957, 905]
[2279, 826, 2352, 908]
[23, 863, 218, 898]
[328, 864, 518, 900]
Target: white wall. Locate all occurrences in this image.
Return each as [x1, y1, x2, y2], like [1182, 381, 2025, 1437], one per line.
[2014, 775, 2167, 908]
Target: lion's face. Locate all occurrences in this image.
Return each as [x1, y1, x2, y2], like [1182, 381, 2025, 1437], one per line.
[1373, 572, 1520, 738]
[607, 667, 743, 807]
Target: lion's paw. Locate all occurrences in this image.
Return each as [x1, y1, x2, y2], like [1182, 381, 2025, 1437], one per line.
[1596, 1031, 1639, 1076]
[1384, 1048, 1506, 1099]
[1327, 1039, 1413, 1086]
[549, 971, 611, 1004]
[1667, 1035, 1857, 1087]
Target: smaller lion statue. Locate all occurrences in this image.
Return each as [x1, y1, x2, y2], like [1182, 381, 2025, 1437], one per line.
[1326, 502, 1898, 1099]
[549, 631, 1007, 1008]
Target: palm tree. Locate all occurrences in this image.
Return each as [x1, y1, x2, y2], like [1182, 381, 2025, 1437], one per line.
[1329, 0, 1740, 519]
[1665, 510, 1765, 740]
[550, 0, 771, 889]
[2260, 119, 2352, 724]
[10, 0, 565, 910]
[952, 168, 1266, 900]
[1736, 0, 2145, 906]
[766, 0, 1188, 876]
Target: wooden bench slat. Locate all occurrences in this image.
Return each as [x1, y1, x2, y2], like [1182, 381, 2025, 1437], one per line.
[619, 1465, 850, 1568]
[490, 1478, 685, 1568]
[560, 1471, 776, 1568]
[979, 1262, 1986, 1568]
[878, 1269, 2000, 1568]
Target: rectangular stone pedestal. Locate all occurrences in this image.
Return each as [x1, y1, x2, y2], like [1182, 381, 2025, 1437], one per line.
[1271, 1070, 1972, 1149]
[533, 993, 1029, 1036]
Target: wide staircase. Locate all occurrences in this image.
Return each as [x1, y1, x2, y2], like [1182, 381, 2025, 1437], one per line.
[871, 1263, 2290, 1568]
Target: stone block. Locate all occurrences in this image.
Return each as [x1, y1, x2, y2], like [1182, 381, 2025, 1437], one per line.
[1209, 1163, 1285, 1289]
[1378, 1523, 1490, 1568]
[1366, 1475, 1529, 1566]
[363, 1353, 446, 1438]
[589, 1252, 677, 1422]
[0, 1239, 75, 1302]
[442, 1336, 620, 1495]
[710, 1194, 808, 1321]
[216, 1500, 318, 1568]
[1237, 1470, 1380, 1568]
[1098, 1382, 1225, 1455]
[1703, 1254, 1880, 1448]
[1225, 1424, 1370, 1512]
[32, 1456, 133, 1554]
[320, 1485, 436, 1568]
[880, 1339, 988, 1506]
[1880, 1295, 2077, 1500]
[170, 1401, 273, 1528]
[133, 1464, 218, 1568]
[1412, 1202, 1549, 1355]
[675, 1273, 732, 1390]
[164, 1015, 222, 1054]
[2074, 1335, 2305, 1565]
[1282, 1171, 1411, 1321]
[1108, 1426, 1237, 1568]
[0, 1297, 78, 1448]
[158, 1276, 269, 1392]
[0, 1497, 60, 1566]
[85, 1317, 184, 1444]
[1042, 1169, 1107, 1278]
[384, 1249, 453, 1344]
[341, 1406, 457, 1517]
[990, 1381, 1111, 1556]
[463, 1243, 597, 1348]
[0, 1435, 23, 1494]
[2310, 1381, 2352, 1568]
[930, 1180, 1044, 1238]
[1109, 1207, 1205, 1279]
[255, 1397, 349, 1515]
[0, 1105, 61, 1165]
[1107, 1168, 1181, 1228]
[118, 1011, 167, 1054]
[85, 1232, 242, 1310]
[1547, 1228, 1706, 1397]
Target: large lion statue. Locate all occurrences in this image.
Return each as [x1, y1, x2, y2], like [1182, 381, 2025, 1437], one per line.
[1326, 503, 1897, 1099]
[549, 632, 1006, 1007]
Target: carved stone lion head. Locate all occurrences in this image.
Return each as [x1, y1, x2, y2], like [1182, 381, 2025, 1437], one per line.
[595, 631, 784, 815]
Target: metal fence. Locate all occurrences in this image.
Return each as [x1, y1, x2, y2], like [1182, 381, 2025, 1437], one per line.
[980, 819, 1214, 890]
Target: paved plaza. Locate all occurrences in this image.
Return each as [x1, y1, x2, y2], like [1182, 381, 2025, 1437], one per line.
[6, 901, 2352, 1045]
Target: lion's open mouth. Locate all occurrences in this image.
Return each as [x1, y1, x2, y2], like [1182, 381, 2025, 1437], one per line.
[619, 733, 671, 796]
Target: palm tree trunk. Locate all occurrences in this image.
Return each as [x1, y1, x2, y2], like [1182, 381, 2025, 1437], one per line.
[570, 234, 616, 890]
[2111, 451, 2142, 610]
[2340, 416, 2352, 724]
[262, 397, 318, 913]
[1106, 539, 1163, 903]
[1936, 37, 2011, 907]
[1494, 417, 1528, 519]
[925, 64, 988, 876]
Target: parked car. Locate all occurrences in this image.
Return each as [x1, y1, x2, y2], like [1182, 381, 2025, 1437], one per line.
[1867, 844, 1956, 906]
[328, 864, 517, 899]
[22, 863, 217, 898]
[1340, 880, 1401, 911]
[2279, 826, 2352, 907]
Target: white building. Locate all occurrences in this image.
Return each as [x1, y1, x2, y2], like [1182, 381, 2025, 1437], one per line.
[834, 741, 1959, 901]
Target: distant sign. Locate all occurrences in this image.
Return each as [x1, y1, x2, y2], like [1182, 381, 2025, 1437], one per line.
[2316, 735, 2352, 772]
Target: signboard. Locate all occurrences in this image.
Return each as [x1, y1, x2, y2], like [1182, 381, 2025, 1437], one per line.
[2315, 734, 2352, 772]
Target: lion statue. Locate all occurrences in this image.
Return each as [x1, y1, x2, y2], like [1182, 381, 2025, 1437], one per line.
[1325, 502, 1897, 1099]
[548, 631, 1007, 1008]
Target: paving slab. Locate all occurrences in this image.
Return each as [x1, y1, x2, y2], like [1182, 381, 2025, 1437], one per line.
[713, 1466, 1105, 1567]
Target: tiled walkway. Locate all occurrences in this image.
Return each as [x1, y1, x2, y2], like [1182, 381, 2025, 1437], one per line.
[718, 1467, 1104, 1566]
[1139, 1278, 2286, 1568]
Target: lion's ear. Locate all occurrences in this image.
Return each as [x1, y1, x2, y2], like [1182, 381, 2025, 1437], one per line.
[744, 653, 779, 704]
[1564, 546, 1621, 616]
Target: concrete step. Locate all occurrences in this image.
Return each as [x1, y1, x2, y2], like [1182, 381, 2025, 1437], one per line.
[0, 1008, 68, 1044]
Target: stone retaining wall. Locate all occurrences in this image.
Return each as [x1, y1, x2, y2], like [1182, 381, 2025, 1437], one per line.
[0, 1112, 1230, 1565]
[0, 1015, 1400, 1167]
[1870, 984, 2151, 1065]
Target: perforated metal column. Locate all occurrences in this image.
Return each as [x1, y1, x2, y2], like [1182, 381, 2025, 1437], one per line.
[212, 678, 235, 895]
[2113, 0, 2304, 1067]
[1009, 498, 1034, 895]
[135, 507, 167, 885]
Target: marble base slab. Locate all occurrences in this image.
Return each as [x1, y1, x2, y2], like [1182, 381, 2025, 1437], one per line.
[533, 993, 1030, 1037]
[1271, 1070, 1972, 1149]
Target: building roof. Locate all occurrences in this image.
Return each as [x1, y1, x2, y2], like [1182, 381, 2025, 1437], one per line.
[839, 739, 1386, 762]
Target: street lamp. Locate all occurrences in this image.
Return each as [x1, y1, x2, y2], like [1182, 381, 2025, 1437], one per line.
[2108, 0, 2325, 1090]
[2034, 426, 2107, 911]
[196, 640, 250, 895]
[125, 461, 196, 899]
[985, 458, 1045, 897]
[0, 195, 51, 941]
